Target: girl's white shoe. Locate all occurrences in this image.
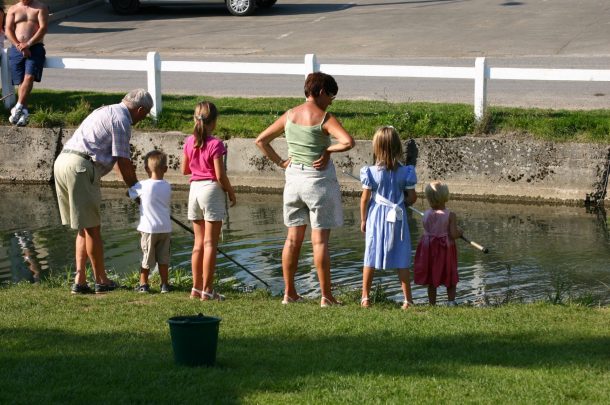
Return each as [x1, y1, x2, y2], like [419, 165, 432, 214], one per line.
[190, 288, 203, 299]
[281, 294, 304, 304]
[201, 290, 225, 301]
[321, 296, 343, 308]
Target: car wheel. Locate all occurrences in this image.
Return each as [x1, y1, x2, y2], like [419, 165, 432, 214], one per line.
[110, 0, 140, 14]
[256, 0, 277, 8]
[226, 0, 256, 16]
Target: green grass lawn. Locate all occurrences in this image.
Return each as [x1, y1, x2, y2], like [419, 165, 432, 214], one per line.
[8, 90, 610, 142]
[1, 283, 608, 404]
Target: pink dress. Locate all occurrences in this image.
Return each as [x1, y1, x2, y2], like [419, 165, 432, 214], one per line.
[413, 208, 459, 288]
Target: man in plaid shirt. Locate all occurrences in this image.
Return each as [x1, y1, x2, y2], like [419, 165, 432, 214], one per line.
[53, 89, 153, 294]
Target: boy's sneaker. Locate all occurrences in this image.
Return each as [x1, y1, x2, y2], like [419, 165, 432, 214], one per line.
[94, 280, 118, 294]
[135, 284, 150, 293]
[8, 105, 23, 125]
[71, 283, 92, 295]
[160, 284, 171, 294]
[16, 108, 29, 126]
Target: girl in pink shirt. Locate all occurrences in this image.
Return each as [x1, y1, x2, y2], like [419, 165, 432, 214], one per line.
[181, 101, 236, 301]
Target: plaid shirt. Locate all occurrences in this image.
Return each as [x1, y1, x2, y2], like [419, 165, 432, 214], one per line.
[63, 102, 133, 176]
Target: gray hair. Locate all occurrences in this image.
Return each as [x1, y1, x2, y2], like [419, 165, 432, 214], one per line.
[122, 89, 154, 111]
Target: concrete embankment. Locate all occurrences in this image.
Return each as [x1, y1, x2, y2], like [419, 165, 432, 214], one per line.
[1, 126, 609, 204]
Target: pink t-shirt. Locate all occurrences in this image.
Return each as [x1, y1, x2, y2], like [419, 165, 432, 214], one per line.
[183, 134, 227, 182]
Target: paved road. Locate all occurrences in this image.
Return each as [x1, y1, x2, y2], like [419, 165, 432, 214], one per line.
[38, 1, 610, 109]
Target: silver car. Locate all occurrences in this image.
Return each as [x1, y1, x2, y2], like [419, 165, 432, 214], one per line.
[107, 0, 277, 16]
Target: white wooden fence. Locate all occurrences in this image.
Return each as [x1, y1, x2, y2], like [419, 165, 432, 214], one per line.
[2, 50, 610, 120]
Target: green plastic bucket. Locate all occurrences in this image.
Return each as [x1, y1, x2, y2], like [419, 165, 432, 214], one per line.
[167, 314, 221, 367]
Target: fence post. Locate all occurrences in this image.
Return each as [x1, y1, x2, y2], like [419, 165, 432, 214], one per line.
[304, 53, 319, 77]
[474, 57, 487, 121]
[1, 48, 16, 109]
[146, 51, 162, 119]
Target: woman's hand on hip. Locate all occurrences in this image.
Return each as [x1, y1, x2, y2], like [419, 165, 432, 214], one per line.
[312, 150, 330, 170]
[279, 157, 291, 170]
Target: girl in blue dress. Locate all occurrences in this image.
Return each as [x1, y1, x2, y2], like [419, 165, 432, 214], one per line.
[360, 126, 418, 309]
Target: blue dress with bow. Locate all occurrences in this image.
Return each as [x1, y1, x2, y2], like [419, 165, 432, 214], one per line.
[361, 164, 417, 269]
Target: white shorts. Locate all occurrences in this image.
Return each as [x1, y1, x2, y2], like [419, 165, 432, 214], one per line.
[283, 161, 343, 229]
[187, 180, 226, 222]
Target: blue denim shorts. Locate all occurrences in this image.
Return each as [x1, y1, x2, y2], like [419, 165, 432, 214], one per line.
[9, 43, 46, 85]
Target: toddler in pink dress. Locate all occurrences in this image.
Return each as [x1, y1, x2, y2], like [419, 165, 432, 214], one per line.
[414, 181, 463, 306]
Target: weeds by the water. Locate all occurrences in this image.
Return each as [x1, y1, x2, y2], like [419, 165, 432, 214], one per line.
[7, 264, 604, 308]
[475, 264, 522, 307]
[25, 265, 251, 295]
[337, 282, 396, 307]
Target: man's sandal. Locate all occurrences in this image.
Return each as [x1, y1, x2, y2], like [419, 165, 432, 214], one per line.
[201, 290, 225, 301]
[360, 297, 371, 308]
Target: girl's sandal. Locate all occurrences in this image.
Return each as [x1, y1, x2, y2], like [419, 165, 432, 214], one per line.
[360, 297, 371, 308]
[321, 296, 343, 308]
[190, 288, 203, 300]
[402, 300, 414, 310]
[201, 290, 226, 302]
[281, 294, 304, 305]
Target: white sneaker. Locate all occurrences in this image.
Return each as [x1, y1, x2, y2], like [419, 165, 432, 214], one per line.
[8, 105, 22, 124]
[16, 108, 29, 126]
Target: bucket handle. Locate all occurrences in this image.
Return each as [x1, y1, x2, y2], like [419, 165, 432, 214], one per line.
[169, 313, 206, 325]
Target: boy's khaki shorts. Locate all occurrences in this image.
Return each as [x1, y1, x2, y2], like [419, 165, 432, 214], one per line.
[140, 232, 171, 269]
[53, 153, 101, 230]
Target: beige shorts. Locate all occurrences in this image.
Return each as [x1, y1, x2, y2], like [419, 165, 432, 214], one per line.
[140, 232, 171, 269]
[53, 152, 101, 230]
[283, 161, 343, 229]
[187, 180, 227, 222]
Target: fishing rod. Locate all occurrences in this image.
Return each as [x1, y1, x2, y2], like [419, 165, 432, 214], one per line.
[170, 215, 270, 288]
[407, 205, 489, 253]
[341, 170, 489, 253]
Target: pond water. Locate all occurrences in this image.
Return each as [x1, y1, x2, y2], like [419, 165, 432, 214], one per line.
[1, 185, 609, 305]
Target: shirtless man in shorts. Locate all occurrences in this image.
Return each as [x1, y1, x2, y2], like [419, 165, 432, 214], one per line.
[5, 0, 48, 126]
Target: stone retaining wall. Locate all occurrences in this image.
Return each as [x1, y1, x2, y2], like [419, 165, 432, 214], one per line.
[1, 126, 608, 205]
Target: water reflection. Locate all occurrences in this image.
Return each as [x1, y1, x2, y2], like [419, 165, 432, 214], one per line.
[0, 185, 608, 304]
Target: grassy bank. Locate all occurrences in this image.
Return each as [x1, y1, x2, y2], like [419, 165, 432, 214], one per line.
[1, 282, 608, 403]
[6, 90, 610, 142]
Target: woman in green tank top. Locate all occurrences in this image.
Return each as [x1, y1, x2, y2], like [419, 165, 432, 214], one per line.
[255, 72, 355, 308]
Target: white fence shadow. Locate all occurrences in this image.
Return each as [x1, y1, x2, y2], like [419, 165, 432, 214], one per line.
[2, 50, 610, 120]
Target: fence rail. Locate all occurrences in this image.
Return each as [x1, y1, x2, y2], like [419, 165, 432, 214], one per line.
[2, 50, 610, 120]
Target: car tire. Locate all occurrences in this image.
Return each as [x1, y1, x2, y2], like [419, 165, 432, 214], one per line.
[256, 0, 277, 8]
[110, 0, 140, 14]
[226, 0, 256, 16]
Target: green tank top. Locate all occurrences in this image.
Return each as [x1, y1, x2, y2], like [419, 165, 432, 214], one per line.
[285, 111, 330, 166]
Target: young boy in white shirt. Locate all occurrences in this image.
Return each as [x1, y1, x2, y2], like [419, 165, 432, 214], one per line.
[129, 150, 172, 293]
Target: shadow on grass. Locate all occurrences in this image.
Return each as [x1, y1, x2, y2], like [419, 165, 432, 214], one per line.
[1, 326, 608, 402]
